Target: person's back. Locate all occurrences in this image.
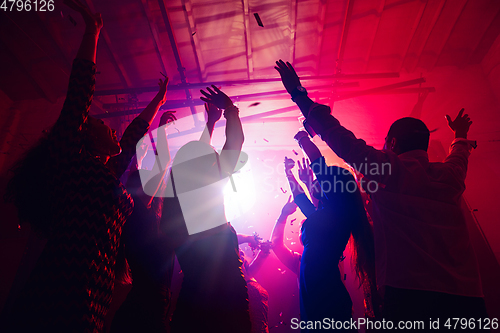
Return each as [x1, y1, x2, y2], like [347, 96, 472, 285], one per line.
[303, 105, 487, 327]
[272, 58, 487, 329]
[369, 145, 482, 297]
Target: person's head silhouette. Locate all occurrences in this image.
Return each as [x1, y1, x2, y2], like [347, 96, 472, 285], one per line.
[384, 117, 430, 155]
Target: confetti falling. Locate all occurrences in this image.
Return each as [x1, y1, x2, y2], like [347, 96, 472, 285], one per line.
[292, 150, 298, 155]
[263, 138, 269, 143]
[249, 102, 261, 107]
[254, 13, 264, 27]
[280, 187, 287, 193]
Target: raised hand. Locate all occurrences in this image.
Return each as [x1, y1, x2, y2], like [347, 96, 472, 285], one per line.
[200, 85, 233, 110]
[205, 102, 223, 125]
[159, 110, 176, 127]
[157, 77, 169, 105]
[274, 59, 301, 94]
[445, 108, 472, 139]
[64, 0, 102, 33]
[294, 130, 309, 145]
[284, 157, 295, 176]
[280, 195, 297, 217]
[298, 157, 313, 186]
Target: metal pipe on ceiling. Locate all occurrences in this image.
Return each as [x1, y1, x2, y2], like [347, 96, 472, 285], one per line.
[157, 0, 201, 126]
[94, 72, 399, 96]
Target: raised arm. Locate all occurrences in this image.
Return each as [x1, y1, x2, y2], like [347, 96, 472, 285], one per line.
[443, 109, 475, 183]
[138, 110, 177, 202]
[237, 234, 260, 248]
[271, 196, 301, 276]
[65, 0, 102, 64]
[200, 86, 244, 175]
[49, 0, 102, 151]
[285, 158, 316, 217]
[294, 131, 322, 163]
[138, 78, 168, 126]
[199, 103, 223, 144]
[107, 78, 168, 178]
[284, 157, 302, 199]
[297, 157, 313, 192]
[247, 248, 270, 277]
[275, 59, 395, 184]
[274, 60, 314, 117]
[155, 110, 176, 170]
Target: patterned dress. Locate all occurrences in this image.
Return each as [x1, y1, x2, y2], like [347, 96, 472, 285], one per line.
[6, 59, 149, 332]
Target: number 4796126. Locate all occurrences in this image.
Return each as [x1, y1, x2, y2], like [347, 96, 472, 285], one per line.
[444, 318, 498, 330]
[1, 0, 55, 12]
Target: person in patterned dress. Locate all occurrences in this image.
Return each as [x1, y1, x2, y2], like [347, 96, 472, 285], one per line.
[3, 1, 168, 331]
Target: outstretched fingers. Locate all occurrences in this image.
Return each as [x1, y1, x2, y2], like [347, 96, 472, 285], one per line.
[286, 61, 297, 76]
[206, 86, 216, 96]
[212, 85, 223, 94]
[200, 89, 211, 98]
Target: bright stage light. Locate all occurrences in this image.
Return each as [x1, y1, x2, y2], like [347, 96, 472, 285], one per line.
[224, 160, 256, 222]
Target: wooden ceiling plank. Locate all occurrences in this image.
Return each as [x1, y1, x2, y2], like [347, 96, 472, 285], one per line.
[242, 0, 254, 80]
[158, 0, 201, 126]
[94, 72, 397, 96]
[140, 0, 168, 76]
[436, 0, 500, 68]
[401, 0, 447, 73]
[315, 0, 328, 76]
[336, 77, 426, 100]
[362, 0, 385, 73]
[181, 0, 205, 82]
[397, 0, 429, 73]
[336, 0, 356, 74]
[466, 5, 500, 65]
[416, 0, 468, 72]
[291, 0, 298, 64]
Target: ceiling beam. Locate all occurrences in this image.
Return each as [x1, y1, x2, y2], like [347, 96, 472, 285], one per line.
[466, 5, 500, 65]
[94, 72, 398, 96]
[401, 0, 446, 73]
[182, 0, 204, 82]
[398, 0, 427, 72]
[242, 0, 254, 80]
[94, 83, 435, 120]
[140, 0, 168, 75]
[158, 0, 201, 126]
[362, 0, 385, 73]
[315, 0, 328, 76]
[290, 0, 298, 64]
[419, 0, 468, 72]
[101, 82, 359, 109]
[336, 77, 426, 100]
[336, 0, 355, 74]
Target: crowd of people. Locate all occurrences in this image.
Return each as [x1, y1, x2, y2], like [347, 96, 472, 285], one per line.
[1, 1, 488, 332]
